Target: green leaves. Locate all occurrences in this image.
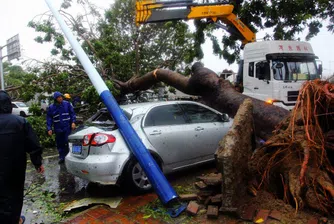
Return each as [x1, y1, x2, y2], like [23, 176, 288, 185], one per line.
[98, 0, 198, 76]
[81, 80, 119, 113]
[27, 115, 56, 148]
[306, 20, 323, 40]
[168, 87, 176, 94]
[34, 36, 43, 43]
[24, 181, 67, 223]
[3, 63, 44, 101]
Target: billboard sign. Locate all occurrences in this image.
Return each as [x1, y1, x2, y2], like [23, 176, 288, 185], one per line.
[6, 34, 21, 61]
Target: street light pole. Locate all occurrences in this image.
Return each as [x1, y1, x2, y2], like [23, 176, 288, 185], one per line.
[0, 47, 4, 90]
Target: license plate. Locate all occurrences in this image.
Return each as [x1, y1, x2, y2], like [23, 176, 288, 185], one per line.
[72, 145, 82, 154]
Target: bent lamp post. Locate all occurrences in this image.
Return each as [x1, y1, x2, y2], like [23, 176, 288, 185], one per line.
[44, 0, 186, 216]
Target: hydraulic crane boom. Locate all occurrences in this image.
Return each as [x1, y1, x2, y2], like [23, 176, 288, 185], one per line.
[136, 0, 256, 46]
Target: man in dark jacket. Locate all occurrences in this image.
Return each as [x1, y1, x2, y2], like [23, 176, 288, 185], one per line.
[47, 91, 76, 164]
[0, 90, 44, 224]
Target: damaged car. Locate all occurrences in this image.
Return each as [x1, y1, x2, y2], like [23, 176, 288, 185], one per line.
[65, 101, 232, 192]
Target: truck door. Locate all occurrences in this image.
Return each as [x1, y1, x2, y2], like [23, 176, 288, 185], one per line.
[243, 61, 273, 101]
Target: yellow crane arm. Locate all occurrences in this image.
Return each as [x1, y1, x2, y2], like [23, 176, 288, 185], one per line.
[136, 0, 256, 45]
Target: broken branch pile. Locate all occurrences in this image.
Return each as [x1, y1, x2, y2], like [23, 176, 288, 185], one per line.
[250, 80, 334, 214]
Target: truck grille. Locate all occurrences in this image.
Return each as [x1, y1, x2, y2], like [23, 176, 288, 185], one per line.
[287, 91, 299, 101]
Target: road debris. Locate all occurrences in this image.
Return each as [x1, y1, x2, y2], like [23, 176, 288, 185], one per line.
[206, 205, 219, 219]
[63, 197, 122, 212]
[179, 194, 198, 201]
[186, 201, 199, 215]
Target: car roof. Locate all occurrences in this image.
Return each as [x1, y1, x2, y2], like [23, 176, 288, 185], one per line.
[120, 100, 211, 116]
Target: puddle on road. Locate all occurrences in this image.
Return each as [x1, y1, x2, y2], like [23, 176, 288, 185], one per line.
[23, 148, 130, 223]
[23, 155, 87, 223]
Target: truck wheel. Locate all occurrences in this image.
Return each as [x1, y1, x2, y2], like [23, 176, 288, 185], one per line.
[124, 156, 161, 194]
[20, 111, 26, 117]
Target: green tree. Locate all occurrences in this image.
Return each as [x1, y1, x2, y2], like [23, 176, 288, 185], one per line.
[3, 62, 27, 87]
[3, 62, 41, 101]
[27, 115, 55, 149]
[25, 0, 199, 106]
[28, 0, 199, 79]
[91, 0, 199, 80]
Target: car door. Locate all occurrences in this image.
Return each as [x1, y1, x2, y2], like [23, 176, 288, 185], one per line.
[179, 103, 229, 160]
[142, 104, 193, 167]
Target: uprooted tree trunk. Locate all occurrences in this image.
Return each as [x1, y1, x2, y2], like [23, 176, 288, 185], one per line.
[115, 63, 334, 214]
[215, 98, 255, 210]
[114, 63, 289, 140]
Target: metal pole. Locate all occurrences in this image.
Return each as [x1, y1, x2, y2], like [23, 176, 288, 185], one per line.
[44, 0, 184, 211]
[0, 47, 4, 90]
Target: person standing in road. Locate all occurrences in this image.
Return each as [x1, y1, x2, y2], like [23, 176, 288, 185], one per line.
[47, 91, 76, 164]
[0, 90, 44, 224]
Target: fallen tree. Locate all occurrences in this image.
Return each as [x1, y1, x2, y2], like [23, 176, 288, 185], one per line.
[114, 62, 290, 140]
[115, 63, 334, 214]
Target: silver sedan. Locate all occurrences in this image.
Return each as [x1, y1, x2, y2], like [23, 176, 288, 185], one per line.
[65, 101, 232, 193]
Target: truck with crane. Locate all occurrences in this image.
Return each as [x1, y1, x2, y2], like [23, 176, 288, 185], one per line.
[136, 0, 323, 110]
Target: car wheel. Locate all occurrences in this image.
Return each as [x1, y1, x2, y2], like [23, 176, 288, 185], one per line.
[20, 111, 26, 117]
[124, 157, 161, 194]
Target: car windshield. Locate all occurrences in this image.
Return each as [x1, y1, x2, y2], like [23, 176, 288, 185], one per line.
[272, 59, 320, 81]
[16, 102, 27, 107]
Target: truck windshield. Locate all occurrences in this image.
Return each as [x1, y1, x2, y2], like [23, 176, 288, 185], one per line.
[272, 60, 320, 81]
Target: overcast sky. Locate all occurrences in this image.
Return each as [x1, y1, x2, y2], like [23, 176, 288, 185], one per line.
[1, 0, 333, 77]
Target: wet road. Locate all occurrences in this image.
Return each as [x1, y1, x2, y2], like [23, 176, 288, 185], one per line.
[23, 148, 89, 223]
[23, 148, 216, 223]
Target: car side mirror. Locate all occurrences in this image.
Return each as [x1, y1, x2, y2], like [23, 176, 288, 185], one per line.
[221, 113, 229, 122]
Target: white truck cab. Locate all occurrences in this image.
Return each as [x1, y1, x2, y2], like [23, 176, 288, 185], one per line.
[237, 41, 322, 110]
